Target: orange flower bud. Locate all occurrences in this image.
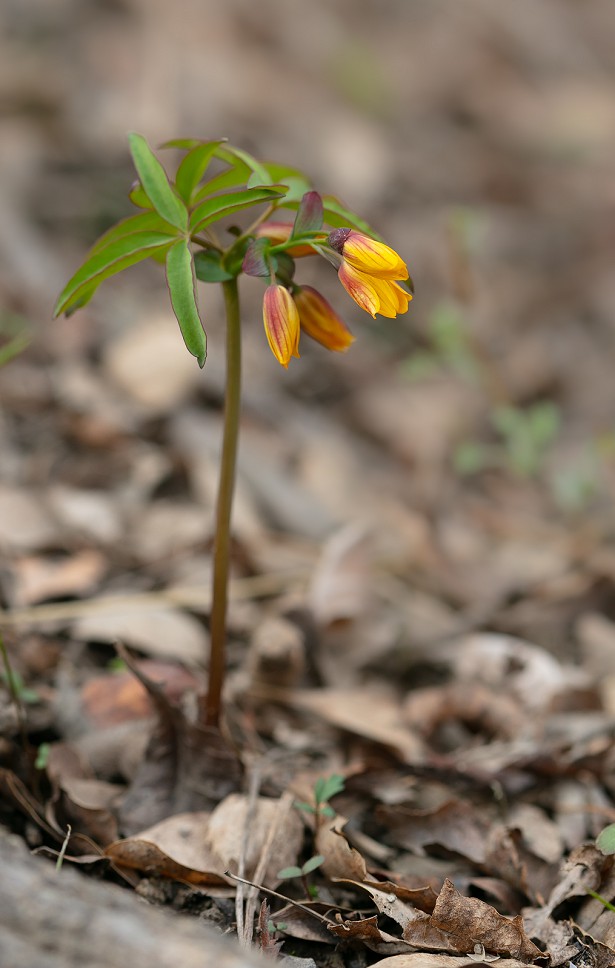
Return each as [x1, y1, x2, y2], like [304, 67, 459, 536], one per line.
[262, 285, 300, 367]
[329, 228, 408, 281]
[294, 286, 354, 352]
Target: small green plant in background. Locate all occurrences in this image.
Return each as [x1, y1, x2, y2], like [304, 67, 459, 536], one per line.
[0, 312, 31, 367]
[401, 301, 479, 384]
[54, 137, 412, 732]
[282, 775, 346, 896]
[455, 402, 561, 479]
[277, 854, 325, 899]
[294, 773, 346, 822]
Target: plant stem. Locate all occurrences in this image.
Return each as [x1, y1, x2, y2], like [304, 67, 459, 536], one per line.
[200, 277, 242, 728]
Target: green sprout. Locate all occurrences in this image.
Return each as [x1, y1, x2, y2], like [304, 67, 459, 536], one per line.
[455, 402, 560, 480]
[294, 773, 346, 822]
[55, 137, 412, 731]
[278, 854, 325, 899]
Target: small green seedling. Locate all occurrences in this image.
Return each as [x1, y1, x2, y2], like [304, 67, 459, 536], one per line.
[455, 401, 560, 479]
[294, 773, 346, 821]
[596, 822, 615, 856]
[35, 742, 50, 770]
[277, 854, 325, 899]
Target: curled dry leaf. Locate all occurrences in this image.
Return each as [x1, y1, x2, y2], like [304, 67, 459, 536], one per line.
[314, 815, 368, 881]
[105, 812, 230, 887]
[402, 879, 543, 962]
[72, 605, 208, 666]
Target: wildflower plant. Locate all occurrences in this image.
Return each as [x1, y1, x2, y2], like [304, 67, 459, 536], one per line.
[54, 136, 412, 730]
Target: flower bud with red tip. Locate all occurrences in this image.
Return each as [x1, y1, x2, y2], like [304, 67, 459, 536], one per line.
[262, 285, 300, 367]
[294, 286, 354, 352]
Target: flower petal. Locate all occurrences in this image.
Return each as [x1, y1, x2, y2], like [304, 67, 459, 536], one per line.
[343, 231, 409, 280]
[370, 277, 413, 318]
[263, 285, 300, 367]
[294, 286, 354, 352]
[338, 263, 380, 317]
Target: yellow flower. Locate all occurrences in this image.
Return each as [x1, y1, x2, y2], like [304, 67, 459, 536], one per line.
[262, 284, 300, 367]
[329, 228, 412, 318]
[334, 229, 409, 280]
[294, 286, 354, 352]
[338, 262, 412, 319]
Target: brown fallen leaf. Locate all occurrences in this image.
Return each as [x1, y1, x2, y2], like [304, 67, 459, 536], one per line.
[377, 799, 492, 866]
[205, 793, 304, 888]
[105, 812, 229, 887]
[329, 914, 409, 949]
[117, 653, 242, 834]
[308, 523, 372, 627]
[315, 815, 368, 882]
[80, 661, 200, 728]
[249, 684, 424, 763]
[73, 605, 208, 665]
[402, 879, 544, 962]
[371, 956, 534, 967]
[10, 549, 107, 607]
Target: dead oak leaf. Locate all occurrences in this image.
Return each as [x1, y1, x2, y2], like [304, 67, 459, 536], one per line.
[403, 879, 544, 963]
[315, 815, 368, 881]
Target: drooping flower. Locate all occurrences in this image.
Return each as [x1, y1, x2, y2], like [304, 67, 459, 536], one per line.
[329, 228, 412, 318]
[329, 228, 408, 280]
[338, 262, 413, 319]
[262, 284, 300, 367]
[293, 286, 354, 352]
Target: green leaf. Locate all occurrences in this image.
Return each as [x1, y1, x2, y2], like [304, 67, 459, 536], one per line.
[194, 249, 234, 282]
[597, 824, 615, 855]
[129, 182, 154, 210]
[215, 144, 272, 185]
[128, 133, 188, 231]
[165, 239, 207, 367]
[175, 140, 226, 203]
[89, 212, 178, 255]
[277, 866, 302, 880]
[314, 774, 345, 805]
[54, 232, 175, 317]
[293, 801, 316, 814]
[192, 164, 252, 205]
[301, 855, 325, 875]
[189, 187, 285, 234]
[263, 164, 312, 203]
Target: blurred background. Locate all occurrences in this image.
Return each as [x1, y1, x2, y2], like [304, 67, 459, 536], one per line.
[2, 0, 615, 661]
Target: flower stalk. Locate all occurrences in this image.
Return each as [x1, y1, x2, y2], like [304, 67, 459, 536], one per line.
[199, 276, 242, 728]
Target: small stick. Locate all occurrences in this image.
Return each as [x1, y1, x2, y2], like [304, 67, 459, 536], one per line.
[225, 872, 336, 926]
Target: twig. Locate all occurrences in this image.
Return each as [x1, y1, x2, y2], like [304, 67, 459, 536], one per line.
[236, 764, 262, 948]
[243, 791, 295, 947]
[225, 872, 337, 926]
